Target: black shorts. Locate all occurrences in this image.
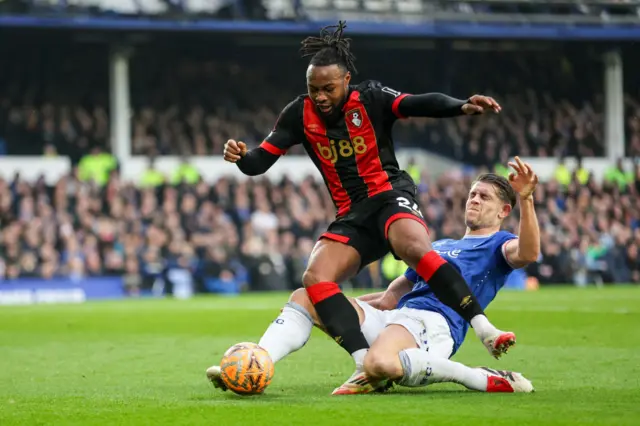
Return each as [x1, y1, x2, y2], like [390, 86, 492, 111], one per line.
[319, 184, 428, 269]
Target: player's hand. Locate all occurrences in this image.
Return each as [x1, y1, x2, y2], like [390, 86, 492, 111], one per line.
[508, 156, 539, 200]
[462, 95, 502, 115]
[223, 139, 247, 163]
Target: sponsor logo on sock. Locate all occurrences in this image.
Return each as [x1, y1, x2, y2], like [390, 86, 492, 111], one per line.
[419, 366, 433, 386]
[460, 295, 472, 309]
[334, 336, 343, 345]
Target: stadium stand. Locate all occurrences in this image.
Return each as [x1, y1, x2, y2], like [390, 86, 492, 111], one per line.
[1, 160, 639, 288]
[0, 42, 628, 161]
[0, 42, 109, 160]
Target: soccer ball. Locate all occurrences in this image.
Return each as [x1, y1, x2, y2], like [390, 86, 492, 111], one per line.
[220, 342, 274, 395]
[223, 341, 260, 357]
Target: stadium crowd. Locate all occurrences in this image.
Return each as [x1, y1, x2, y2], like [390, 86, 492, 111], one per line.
[1, 44, 636, 163]
[0, 158, 639, 290]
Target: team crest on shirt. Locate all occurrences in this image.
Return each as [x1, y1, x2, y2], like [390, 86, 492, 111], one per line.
[347, 109, 362, 127]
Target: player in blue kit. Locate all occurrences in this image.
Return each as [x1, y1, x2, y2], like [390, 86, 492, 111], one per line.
[207, 157, 540, 395]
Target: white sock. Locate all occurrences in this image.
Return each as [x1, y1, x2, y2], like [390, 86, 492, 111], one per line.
[470, 314, 498, 340]
[258, 302, 313, 364]
[397, 348, 488, 391]
[352, 349, 368, 370]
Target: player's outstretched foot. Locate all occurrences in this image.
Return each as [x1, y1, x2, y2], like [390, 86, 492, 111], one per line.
[478, 367, 534, 393]
[205, 365, 227, 391]
[483, 331, 516, 359]
[332, 370, 387, 395]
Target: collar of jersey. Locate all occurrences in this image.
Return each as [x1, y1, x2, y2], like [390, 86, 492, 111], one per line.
[462, 232, 498, 240]
[341, 89, 359, 111]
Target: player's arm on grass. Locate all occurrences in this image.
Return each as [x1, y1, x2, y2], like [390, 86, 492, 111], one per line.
[372, 81, 502, 120]
[502, 156, 541, 269]
[223, 100, 300, 175]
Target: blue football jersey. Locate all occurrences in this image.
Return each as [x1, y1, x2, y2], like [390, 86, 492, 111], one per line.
[397, 231, 518, 355]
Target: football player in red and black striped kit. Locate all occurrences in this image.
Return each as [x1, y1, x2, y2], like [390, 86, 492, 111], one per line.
[223, 22, 516, 394]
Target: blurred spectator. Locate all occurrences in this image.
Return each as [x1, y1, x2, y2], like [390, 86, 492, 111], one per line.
[554, 157, 572, 188]
[140, 157, 166, 188]
[604, 158, 634, 191]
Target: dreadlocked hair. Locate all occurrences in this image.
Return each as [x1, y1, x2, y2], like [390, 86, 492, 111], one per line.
[300, 21, 357, 74]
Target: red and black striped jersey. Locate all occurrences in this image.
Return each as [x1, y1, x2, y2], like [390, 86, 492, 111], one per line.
[260, 80, 413, 217]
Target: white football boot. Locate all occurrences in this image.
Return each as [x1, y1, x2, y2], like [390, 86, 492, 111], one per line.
[478, 367, 534, 393]
[205, 365, 227, 391]
[332, 369, 389, 395]
[482, 331, 516, 359]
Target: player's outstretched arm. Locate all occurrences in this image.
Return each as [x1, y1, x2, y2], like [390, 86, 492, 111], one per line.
[222, 99, 301, 176]
[396, 93, 502, 118]
[503, 156, 541, 269]
[224, 139, 279, 176]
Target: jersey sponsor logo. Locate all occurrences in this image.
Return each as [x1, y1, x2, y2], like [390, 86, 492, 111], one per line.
[434, 249, 462, 258]
[347, 108, 363, 127]
[316, 136, 368, 164]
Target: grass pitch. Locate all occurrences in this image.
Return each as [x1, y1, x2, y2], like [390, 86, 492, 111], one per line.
[1, 287, 640, 426]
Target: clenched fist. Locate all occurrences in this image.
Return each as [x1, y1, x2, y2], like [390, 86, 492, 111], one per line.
[224, 139, 248, 163]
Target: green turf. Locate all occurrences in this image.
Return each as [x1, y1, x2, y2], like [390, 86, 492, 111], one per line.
[1, 287, 640, 426]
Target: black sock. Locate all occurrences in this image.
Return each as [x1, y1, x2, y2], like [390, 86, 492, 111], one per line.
[427, 263, 485, 322]
[416, 252, 485, 323]
[313, 292, 370, 354]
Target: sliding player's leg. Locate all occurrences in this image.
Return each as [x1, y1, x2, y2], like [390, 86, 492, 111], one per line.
[363, 308, 533, 393]
[257, 289, 390, 372]
[206, 288, 317, 391]
[207, 288, 389, 392]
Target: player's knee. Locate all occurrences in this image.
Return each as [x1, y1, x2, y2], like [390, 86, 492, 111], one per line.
[363, 350, 403, 380]
[289, 288, 311, 309]
[288, 287, 324, 327]
[302, 268, 322, 288]
[302, 266, 340, 288]
[288, 288, 319, 323]
[394, 237, 431, 266]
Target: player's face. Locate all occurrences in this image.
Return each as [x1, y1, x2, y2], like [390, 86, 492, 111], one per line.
[465, 182, 511, 231]
[306, 64, 351, 118]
